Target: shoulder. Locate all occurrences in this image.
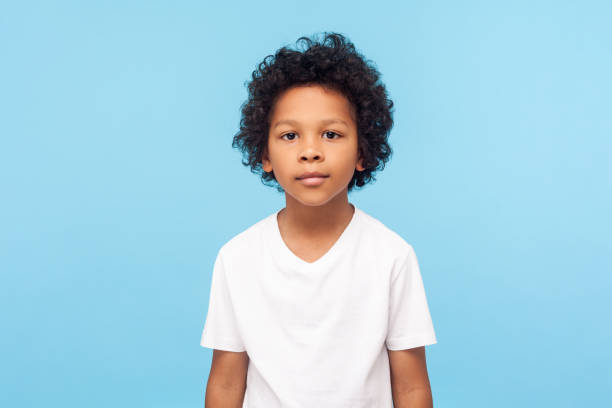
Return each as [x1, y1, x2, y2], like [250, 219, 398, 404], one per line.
[357, 208, 416, 262]
[216, 212, 274, 260]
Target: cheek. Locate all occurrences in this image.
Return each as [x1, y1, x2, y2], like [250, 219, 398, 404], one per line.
[265, 140, 283, 163]
[338, 143, 360, 165]
[272, 155, 293, 179]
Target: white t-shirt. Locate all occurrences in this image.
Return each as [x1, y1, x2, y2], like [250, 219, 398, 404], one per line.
[200, 203, 437, 407]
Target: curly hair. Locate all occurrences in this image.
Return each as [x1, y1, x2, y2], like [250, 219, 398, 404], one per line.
[231, 32, 394, 193]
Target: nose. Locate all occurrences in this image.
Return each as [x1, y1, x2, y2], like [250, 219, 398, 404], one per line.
[299, 134, 324, 162]
[300, 150, 321, 162]
[300, 146, 324, 162]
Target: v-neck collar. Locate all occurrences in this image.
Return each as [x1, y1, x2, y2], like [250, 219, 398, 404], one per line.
[270, 203, 360, 270]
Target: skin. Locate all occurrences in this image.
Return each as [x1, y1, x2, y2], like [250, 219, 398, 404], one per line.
[206, 83, 433, 407]
[388, 346, 434, 407]
[205, 349, 248, 407]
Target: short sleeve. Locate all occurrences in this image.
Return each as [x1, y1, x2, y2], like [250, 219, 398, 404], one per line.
[200, 250, 246, 352]
[385, 244, 437, 350]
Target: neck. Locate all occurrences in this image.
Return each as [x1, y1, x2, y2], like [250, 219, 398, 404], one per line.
[278, 193, 354, 235]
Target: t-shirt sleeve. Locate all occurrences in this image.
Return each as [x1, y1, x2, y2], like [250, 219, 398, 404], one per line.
[385, 244, 437, 350]
[200, 250, 246, 352]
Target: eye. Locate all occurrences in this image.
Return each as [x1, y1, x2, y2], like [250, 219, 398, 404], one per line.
[323, 131, 341, 139]
[281, 132, 297, 141]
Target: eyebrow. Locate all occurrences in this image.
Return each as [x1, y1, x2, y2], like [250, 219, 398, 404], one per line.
[272, 118, 349, 129]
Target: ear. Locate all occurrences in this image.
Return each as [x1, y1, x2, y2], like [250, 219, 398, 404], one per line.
[262, 148, 273, 173]
[355, 152, 365, 172]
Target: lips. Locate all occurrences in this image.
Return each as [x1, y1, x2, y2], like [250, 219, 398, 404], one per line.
[297, 174, 328, 186]
[296, 172, 329, 180]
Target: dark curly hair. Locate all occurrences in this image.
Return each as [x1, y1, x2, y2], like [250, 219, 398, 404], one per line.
[232, 31, 394, 193]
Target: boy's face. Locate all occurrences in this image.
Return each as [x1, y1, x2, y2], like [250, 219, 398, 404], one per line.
[262, 84, 364, 207]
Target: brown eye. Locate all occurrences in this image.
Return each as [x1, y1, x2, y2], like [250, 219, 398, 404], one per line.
[323, 131, 341, 139]
[281, 132, 297, 141]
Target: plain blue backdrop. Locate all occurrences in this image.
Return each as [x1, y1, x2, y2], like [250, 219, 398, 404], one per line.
[1, 1, 610, 407]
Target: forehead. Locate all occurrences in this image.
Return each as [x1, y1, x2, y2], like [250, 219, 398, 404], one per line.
[269, 84, 355, 123]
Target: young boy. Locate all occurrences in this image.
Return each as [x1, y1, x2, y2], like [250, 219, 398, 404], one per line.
[200, 32, 437, 407]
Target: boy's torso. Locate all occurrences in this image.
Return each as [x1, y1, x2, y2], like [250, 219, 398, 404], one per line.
[218, 207, 411, 407]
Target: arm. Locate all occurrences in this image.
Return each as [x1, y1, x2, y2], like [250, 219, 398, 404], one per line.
[387, 346, 433, 408]
[205, 349, 249, 408]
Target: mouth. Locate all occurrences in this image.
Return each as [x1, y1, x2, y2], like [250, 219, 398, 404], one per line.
[296, 175, 329, 180]
[297, 175, 329, 186]
[296, 172, 329, 180]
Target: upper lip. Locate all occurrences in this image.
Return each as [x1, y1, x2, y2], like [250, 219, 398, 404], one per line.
[297, 171, 329, 180]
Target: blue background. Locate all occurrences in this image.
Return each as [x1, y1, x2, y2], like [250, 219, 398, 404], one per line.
[1, 1, 610, 407]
